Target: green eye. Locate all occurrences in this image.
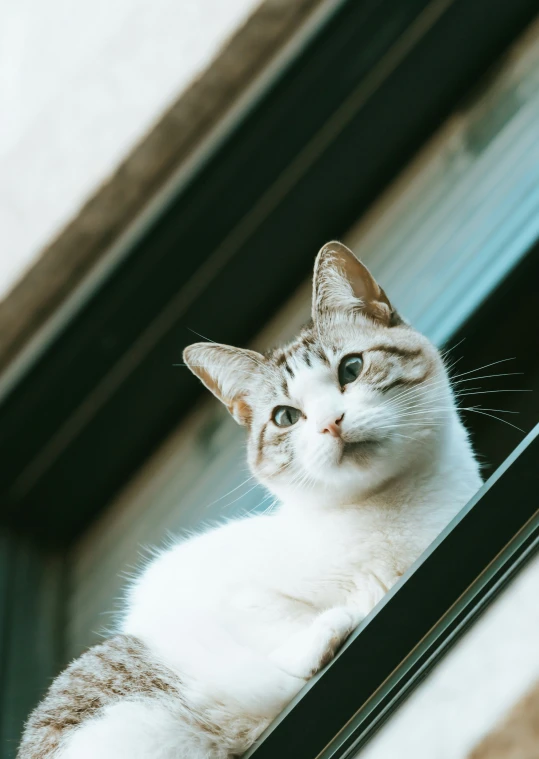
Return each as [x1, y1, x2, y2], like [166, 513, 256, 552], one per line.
[338, 354, 363, 386]
[272, 406, 302, 428]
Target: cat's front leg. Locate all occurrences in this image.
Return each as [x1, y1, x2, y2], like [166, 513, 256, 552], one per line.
[269, 607, 364, 680]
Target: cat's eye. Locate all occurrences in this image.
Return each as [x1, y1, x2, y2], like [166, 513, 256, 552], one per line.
[272, 406, 302, 428]
[338, 354, 364, 386]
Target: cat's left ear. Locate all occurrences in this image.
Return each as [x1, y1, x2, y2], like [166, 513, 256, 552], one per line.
[183, 342, 264, 426]
[312, 241, 400, 326]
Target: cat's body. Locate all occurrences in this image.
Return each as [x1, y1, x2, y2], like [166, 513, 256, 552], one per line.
[18, 243, 481, 759]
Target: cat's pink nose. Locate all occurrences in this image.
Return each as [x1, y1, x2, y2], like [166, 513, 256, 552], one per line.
[321, 414, 344, 438]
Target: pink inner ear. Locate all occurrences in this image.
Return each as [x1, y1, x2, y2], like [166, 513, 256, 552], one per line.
[347, 259, 382, 303]
[327, 242, 383, 302]
[230, 399, 252, 427]
[314, 241, 395, 325]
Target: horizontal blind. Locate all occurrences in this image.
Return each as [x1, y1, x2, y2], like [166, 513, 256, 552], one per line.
[349, 19, 539, 345]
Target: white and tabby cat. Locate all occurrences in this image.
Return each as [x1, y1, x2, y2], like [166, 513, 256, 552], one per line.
[18, 242, 481, 759]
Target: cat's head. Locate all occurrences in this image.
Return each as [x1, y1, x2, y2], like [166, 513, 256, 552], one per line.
[184, 242, 453, 506]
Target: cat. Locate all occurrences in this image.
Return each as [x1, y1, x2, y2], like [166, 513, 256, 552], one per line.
[18, 242, 481, 759]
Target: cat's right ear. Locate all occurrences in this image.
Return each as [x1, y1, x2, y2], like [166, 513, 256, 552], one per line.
[183, 342, 264, 426]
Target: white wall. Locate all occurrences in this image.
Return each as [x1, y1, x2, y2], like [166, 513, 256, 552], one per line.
[0, 0, 260, 299]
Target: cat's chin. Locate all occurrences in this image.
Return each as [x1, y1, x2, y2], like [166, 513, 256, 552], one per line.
[297, 438, 385, 483]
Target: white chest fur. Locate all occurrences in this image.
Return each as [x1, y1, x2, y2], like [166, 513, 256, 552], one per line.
[123, 436, 480, 666]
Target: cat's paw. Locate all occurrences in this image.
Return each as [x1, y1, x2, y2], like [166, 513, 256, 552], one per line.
[270, 606, 363, 680]
[314, 606, 363, 671]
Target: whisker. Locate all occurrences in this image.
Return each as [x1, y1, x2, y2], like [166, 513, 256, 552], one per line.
[459, 389, 531, 397]
[449, 356, 517, 379]
[244, 492, 275, 517]
[454, 372, 523, 383]
[463, 408, 525, 433]
[465, 406, 519, 415]
[220, 482, 262, 510]
[389, 372, 526, 415]
[439, 336, 466, 359]
[261, 499, 279, 516]
[204, 475, 255, 509]
[375, 421, 447, 430]
[182, 330, 267, 370]
[390, 369, 522, 409]
[187, 328, 218, 343]
[389, 432, 420, 442]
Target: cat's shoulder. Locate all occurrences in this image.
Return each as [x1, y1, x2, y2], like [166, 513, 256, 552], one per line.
[134, 509, 281, 579]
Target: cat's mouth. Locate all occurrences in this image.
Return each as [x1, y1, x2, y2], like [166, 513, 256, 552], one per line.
[341, 438, 381, 460]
